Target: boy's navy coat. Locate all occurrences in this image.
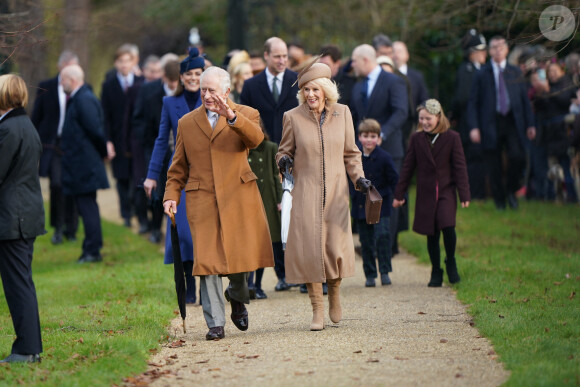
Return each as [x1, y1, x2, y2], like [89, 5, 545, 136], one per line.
[350, 145, 399, 219]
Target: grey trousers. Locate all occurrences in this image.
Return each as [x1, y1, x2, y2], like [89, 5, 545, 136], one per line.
[200, 272, 249, 328]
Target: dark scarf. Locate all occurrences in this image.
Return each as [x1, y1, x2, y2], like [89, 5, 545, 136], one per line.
[184, 89, 200, 112]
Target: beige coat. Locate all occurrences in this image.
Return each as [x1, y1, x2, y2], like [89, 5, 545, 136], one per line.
[276, 103, 364, 283]
[164, 100, 274, 276]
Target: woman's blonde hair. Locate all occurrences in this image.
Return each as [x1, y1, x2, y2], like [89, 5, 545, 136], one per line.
[297, 77, 340, 106]
[0, 74, 28, 111]
[416, 98, 449, 134]
[231, 62, 252, 91]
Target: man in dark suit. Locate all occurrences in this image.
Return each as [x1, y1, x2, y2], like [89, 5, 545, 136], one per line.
[240, 37, 299, 145]
[350, 44, 408, 257]
[60, 65, 110, 263]
[393, 41, 429, 112]
[101, 44, 145, 230]
[467, 36, 536, 210]
[30, 50, 79, 245]
[132, 59, 180, 243]
[240, 36, 299, 292]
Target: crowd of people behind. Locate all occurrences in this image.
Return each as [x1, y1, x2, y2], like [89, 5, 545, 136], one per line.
[2, 28, 580, 361]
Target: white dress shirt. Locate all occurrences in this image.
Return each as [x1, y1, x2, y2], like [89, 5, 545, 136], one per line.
[265, 68, 284, 93]
[116, 72, 135, 90]
[207, 111, 219, 129]
[398, 64, 408, 75]
[57, 78, 67, 137]
[366, 65, 382, 99]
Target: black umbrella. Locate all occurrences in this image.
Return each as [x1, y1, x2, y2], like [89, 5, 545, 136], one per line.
[169, 209, 186, 333]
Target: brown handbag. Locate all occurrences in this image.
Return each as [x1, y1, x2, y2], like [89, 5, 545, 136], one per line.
[365, 185, 383, 224]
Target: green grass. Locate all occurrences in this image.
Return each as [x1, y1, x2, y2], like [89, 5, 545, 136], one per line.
[400, 189, 580, 386]
[0, 216, 176, 387]
[1, 196, 578, 386]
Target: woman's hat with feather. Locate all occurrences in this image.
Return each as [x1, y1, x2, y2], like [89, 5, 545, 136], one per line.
[293, 55, 331, 89]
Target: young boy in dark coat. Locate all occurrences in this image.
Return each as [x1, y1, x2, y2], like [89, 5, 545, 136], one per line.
[393, 99, 470, 287]
[351, 119, 399, 287]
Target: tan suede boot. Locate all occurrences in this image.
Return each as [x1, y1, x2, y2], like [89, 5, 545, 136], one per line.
[327, 278, 342, 323]
[306, 283, 324, 331]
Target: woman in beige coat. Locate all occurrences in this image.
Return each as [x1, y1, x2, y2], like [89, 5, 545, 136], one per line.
[276, 62, 370, 331]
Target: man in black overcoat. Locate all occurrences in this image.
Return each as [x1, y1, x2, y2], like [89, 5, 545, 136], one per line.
[101, 44, 145, 230]
[60, 65, 110, 263]
[30, 50, 79, 244]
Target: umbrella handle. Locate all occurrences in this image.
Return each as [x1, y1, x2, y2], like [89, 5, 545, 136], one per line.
[169, 208, 176, 227]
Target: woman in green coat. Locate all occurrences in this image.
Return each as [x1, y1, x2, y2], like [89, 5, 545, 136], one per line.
[247, 132, 283, 299]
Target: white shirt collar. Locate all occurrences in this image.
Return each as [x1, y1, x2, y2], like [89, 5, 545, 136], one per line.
[398, 64, 408, 75]
[492, 59, 507, 71]
[265, 68, 284, 90]
[163, 83, 175, 96]
[367, 65, 382, 82]
[117, 72, 135, 88]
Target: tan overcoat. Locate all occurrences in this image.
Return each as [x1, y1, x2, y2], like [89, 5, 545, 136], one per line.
[276, 103, 364, 283]
[164, 100, 274, 276]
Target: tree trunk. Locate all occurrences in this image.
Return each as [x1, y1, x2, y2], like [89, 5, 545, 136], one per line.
[62, 0, 91, 76]
[0, 0, 48, 111]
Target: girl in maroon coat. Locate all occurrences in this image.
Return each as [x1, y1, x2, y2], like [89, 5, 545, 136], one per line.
[393, 99, 470, 287]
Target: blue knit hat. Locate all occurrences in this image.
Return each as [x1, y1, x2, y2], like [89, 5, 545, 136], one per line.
[180, 47, 205, 73]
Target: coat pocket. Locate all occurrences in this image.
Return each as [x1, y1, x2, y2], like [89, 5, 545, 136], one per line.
[240, 171, 258, 183]
[185, 180, 200, 191]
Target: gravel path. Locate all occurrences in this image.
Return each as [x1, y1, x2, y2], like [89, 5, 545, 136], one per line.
[140, 252, 508, 387]
[41, 173, 509, 386]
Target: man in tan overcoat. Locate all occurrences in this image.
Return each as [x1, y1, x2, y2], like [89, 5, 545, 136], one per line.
[164, 66, 274, 340]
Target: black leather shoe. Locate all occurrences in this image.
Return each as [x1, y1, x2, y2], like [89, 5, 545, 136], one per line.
[51, 230, 63, 245]
[507, 194, 519, 209]
[274, 279, 290, 291]
[381, 274, 392, 285]
[77, 253, 103, 263]
[299, 284, 308, 293]
[0, 353, 41, 363]
[205, 326, 225, 340]
[255, 288, 268, 299]
[224, 289, 248, 331]
[365, 278, 376, 287]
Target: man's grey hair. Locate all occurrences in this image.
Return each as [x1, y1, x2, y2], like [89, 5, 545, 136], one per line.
[57, 50, 79, 70]
[200, 66, 231, 93]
